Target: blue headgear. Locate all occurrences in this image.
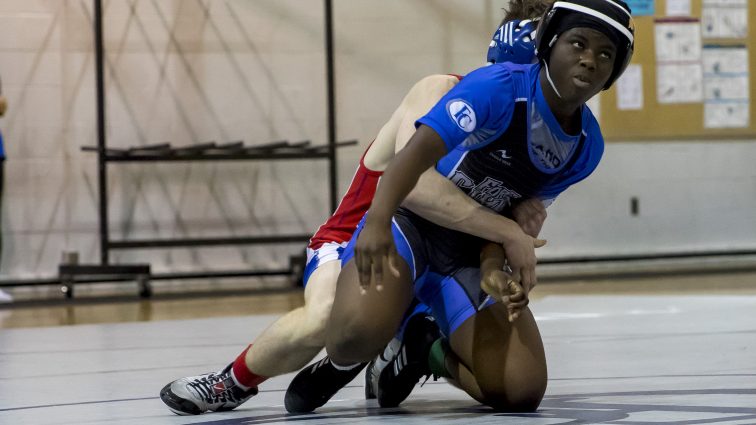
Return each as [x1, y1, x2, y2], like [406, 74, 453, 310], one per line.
[487, 19, 539, 65]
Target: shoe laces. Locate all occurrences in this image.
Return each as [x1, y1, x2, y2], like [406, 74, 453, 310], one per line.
[188, 368, 246, 405]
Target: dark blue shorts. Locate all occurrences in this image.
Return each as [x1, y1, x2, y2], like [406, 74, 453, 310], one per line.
[342, 208, 494, 336]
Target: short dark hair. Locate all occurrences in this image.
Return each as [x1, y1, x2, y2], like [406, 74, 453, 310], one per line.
[502, 0, 553, 22]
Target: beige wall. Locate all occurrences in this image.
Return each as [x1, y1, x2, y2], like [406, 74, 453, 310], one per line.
[0, 0, 754, 285]
[0, 0, 501, 280]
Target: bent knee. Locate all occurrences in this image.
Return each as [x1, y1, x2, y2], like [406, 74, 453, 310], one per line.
[482, 391, 544, 412]
[479, 374, 547, 412]
[326, 319, 387, 363]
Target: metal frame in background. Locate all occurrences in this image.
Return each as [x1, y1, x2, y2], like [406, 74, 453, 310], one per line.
[55, 0, 344, 298]
[3, 0, 754, 300]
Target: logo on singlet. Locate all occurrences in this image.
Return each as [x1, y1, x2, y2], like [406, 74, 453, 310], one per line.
[488, 149, 513, 166]
[447, 100, 477, 133]
[450, 172, 521, 212]
[533, 144, 562, 169]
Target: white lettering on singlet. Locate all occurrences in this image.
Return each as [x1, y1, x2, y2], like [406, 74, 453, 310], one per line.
[530, 102, 579, 171]
[450, 172, 521, 212]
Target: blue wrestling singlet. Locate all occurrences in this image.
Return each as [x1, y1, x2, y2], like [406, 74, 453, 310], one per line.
[345, 62, 605, 336]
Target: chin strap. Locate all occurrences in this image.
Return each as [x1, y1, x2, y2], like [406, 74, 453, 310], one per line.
[542, 33, 563, 99]
[543, 60, 563, 99]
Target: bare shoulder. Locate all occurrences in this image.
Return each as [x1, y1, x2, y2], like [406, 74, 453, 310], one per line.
[403, 74, 459, 108]
[409, 74, 459, 97]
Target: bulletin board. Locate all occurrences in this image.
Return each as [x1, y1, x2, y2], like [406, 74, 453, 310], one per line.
[599, 0, 756, 140]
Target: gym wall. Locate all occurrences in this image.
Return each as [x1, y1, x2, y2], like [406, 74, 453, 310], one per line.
[0, 0, 753, 287]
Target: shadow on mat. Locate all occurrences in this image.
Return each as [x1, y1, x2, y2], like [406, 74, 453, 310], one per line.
[196, 388, 756, 425]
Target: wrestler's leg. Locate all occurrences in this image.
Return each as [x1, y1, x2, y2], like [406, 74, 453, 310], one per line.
[283, 257, 416, 414]
[445, 303, 547, 412]
[326, 258, 415, 365]
[246, 259, 341, 376]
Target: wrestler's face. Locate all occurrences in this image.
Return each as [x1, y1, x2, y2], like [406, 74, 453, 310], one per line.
[547, 27, 616, 104]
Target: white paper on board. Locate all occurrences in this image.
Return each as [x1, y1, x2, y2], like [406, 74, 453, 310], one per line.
[702, 0, 748, 39]
[616, 64, 643, 110]
[655, 20, 704, 104]
[703, 45, 750, 128]
[655, 21, 702, 62]
[704, 102, 749, 128]
[657, 63, 704, 103]
[667, 0, 691, 16]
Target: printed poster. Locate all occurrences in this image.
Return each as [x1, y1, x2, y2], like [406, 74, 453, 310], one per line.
[666, 0, 691, 16]
[703, 45, 749, 128]
[616, 64, 643, 110]
[702, 0, 747, 39]
[655, 18, 703, 103]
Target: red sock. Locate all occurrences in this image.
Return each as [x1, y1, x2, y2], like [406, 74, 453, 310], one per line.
[231, 344, 268, 389]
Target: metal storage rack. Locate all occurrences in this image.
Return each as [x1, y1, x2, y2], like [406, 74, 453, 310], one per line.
[59, 0, 350, 298]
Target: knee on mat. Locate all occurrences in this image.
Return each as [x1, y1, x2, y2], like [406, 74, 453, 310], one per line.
[479, 375, 546, 413]
[480, 389, 543, 412]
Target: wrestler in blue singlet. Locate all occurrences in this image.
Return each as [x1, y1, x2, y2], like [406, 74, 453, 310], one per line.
[344, 61, 605, 336]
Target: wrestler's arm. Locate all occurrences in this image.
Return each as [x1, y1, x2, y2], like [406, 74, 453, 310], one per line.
[354, 123, 446, 286]
[357, 75, 542, 289]
[392, 76, 539, 243]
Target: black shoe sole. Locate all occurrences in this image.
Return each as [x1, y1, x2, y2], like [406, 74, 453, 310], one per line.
[160, 383, 202, 416]
[365, 360, 377, 400]
[376, 365, 424, 408]
[284, 361, 367, 413]
[284, 384, 334, 413]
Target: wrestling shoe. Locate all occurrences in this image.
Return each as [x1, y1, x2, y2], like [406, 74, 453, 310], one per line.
[365, 337, 401, 400]
[160, 363, 257, 415]
[284, 356, 366, 413]
[374, 313, 440, 407]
